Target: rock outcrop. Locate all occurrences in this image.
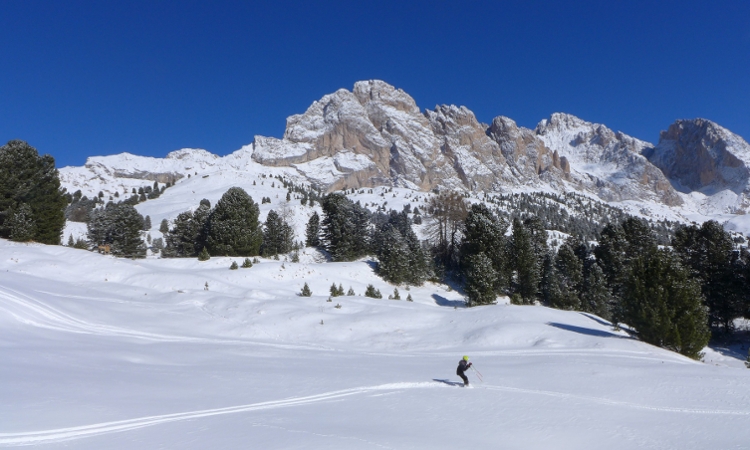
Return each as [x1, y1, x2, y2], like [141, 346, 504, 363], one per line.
[487, 116, 569, 189]
[535, 113, 682, 206]
[645, 119, 750, 195]
[252, 80, 522, 191]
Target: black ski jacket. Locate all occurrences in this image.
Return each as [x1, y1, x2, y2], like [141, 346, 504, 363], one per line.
[456, 359, 471, 375]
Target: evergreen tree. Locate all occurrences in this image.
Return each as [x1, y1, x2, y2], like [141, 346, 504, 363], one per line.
[622, 249, 710, 359]
[305, 211, 321, 247]
[230, 261, 238, 270]
[581, 263, 613, 320]
[300, 282, 312, 297]
[206, 187, 262, 256]
[262, 210, 294, 257]
[511, 218, 540, 303]
[374, 224, 412, 284]
[594, 223, 628, 298]
[163, 203, 211, 258]
[0, 140, 66, 244]
[673, 220, 745, 332]
[548, 241, 583, 310]
[364, 284, 382, 298]
[87, 203, 146, 258]
[159, 218, 169, 234]
[464, 252, 498, 306]
[372, 210, 429, 285]
[460, 203, 510, 292]
[7, 203, 36, 242]
[143, 215, 152, 231]
[426, 191, 468, 273]
[321, 193, 369, 261]
[198, 246, 210, 261]
[151, 237, 164, 252]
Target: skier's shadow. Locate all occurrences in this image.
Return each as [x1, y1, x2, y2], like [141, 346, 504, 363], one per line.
[432, 378, 464, 387]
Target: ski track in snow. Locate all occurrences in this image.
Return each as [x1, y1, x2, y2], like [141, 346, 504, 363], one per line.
[0, 285, 696, 364]
[2, 381, 748, 446]
[0, 286, 335, 352]
[0, 383, 423, 446]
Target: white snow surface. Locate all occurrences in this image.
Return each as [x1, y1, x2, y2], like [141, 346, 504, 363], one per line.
[2, 239, 749, 449]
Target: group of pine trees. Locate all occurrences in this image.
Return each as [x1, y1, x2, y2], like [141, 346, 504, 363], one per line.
[305, 193, 431, 286]
[162, 187, 294, 259]
[438, 192, 748, 359]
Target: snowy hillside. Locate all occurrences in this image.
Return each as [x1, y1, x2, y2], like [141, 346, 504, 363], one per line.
[2, 240, 750, 449]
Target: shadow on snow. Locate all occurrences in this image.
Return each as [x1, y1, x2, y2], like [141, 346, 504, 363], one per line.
[432, 294, 467, 308]
[546, 322, 630, 339]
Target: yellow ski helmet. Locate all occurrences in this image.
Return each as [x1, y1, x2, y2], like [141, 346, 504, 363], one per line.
[463, 355, 469, 361]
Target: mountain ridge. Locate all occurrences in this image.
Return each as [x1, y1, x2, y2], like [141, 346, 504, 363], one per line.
[58, 80, 750, 231]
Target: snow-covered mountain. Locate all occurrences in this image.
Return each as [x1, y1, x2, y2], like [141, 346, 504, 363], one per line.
[645, 118, 750, 215]
[58, 80, 750, 235]
[535, 113, 682, 207]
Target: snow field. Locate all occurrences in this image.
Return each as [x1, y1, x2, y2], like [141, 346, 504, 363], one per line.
[1, 240, 750, 449]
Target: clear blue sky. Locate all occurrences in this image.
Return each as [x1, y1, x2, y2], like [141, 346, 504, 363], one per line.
[2, 0, 749, 167]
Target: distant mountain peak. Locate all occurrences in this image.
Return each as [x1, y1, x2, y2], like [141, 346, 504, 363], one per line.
[647, 118, 750, 197]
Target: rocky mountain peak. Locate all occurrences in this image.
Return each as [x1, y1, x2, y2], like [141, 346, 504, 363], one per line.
[647, 118, 750, 195]
[352, 80, 420, 115]
[534, 113, 682, 206]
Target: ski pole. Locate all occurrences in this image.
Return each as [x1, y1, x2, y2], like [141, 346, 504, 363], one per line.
[471, 365, 483, 383]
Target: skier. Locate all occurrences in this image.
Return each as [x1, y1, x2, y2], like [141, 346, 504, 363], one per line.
[456, 355, 472, 386]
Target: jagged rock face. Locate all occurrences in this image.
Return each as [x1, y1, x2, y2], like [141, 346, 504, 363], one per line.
[646, 119, 750, 195]
[535, 113, 683, 206]
[487, 116, 568, 188]
[425, 105, 518, 191]
[253, 80, 520, 191]
[250, 82, 687, 208]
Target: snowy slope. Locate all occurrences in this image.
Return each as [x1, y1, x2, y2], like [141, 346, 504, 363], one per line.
[1, 240, 750, 449]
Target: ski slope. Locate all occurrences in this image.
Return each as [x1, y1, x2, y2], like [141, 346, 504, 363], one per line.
[1, 240, 749, 449]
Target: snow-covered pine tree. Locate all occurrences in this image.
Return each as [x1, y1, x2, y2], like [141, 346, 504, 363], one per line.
[461, 203, 510, 292]
[622, 248, 709, 359]
[7, 203, 36, 242]
[548, 241, 583, 310]
[0, 140, 66, 244]
[87, 203, 146, 258]
[262, 210, 293, 257]
[673, 220, 745, 332]
[305, 211, 321, 247]
[374, 224, 412, 284]
[511, 218, 540, 304]
[465, 252, 498, 306]
[581, 262, 613, 320]
[206, 187, 262, 256]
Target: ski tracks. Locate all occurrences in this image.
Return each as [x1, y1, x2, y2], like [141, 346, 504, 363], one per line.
[0, 286, 335, 351]
[0, 286, 192, 343]
[480, 384, 750, 416]
[3, 381, 749, 446]
[0, 383, 424, 446]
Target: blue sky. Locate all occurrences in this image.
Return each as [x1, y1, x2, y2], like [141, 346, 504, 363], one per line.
[2, 0, 749, 167]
